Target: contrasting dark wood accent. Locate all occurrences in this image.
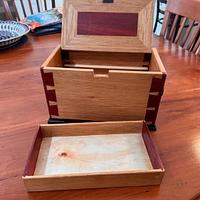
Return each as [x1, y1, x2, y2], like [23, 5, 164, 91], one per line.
[41, 71, 55, 87]
[142, 122, 164, 170]
[77, 12, 138, 36]
[40, 68, 59, 116]
[23, 128, 42, 176]
[145, 74, 166, 125]
[103, 0, 113, 3]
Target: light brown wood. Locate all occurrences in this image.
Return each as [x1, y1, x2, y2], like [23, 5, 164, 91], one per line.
[180, 20, 195, 47]
[42, 46, 165, 124]
[161, 0, 200, 54]
[150, 48, 167, 73]
[34, 134, 153, 175]
[63, 50, 150, 67]
[192, 36, 200, 54]
[23, 121, 164, 191]
[185, 23, 200, 51]
[61, 0, 154, 53]
[161, 11, 170, 36]
[23, 170, 163, 191]
[40, 121, 143, 137]
[174, 17, 187, 43]
[64, 64, 149, 71]
[168, 15, 179, 41]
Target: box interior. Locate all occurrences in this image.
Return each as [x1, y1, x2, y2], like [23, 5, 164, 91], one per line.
[43, 46, 164, 73]
[23, 121, 164, 177]
[34, 133, 153, 176]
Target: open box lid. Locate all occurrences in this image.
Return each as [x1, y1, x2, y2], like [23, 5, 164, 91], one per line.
[61, 0, 154, 53]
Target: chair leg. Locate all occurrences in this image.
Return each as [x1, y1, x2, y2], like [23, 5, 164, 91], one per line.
[153, 0, 160, 33]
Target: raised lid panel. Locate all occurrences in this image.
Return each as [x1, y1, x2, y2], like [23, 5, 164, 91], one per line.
[61, 0, 154, 53]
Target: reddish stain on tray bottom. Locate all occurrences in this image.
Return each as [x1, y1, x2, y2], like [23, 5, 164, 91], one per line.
[58, 152, 68, 157]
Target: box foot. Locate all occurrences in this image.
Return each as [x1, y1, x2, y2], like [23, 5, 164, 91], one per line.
[48, 118, 91, 124]
[147, 124, 157, 131]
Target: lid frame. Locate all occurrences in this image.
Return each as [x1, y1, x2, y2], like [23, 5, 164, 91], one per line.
[61, 0, 154, 53]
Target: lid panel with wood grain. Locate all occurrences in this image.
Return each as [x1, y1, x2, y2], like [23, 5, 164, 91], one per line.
[61, 0, 154, 53]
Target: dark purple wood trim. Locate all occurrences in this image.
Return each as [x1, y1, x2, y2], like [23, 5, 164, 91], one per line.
[23, 128, 43, 176]
[46, 90, 57, 102]
[142, 122, 164, 170]
[143, 53, 152, 62]
[40, 67, 59, 116]
[145, 74, 166, 124]
[41, 71, 54, 86]
[77, 12, 138, 36]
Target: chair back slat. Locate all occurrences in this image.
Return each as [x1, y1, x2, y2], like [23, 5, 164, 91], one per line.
[161, 0, 200, 54]
[19, 0, 27, 17]
[12, 0, 20, 20]
[36, 0, 41, 12]
[27, 0, 33, 14]
[174, 17, 187, 43]
[180, 20, 195, 47]
[52, 0, 56, 8]
[185, 23, 200, 50]
[192, 36, 200, 54]
[44, 0, 47, 10]
[168, 15, 179, 40]
[161, 11, 170, 36]
[2, 0, 13, 19]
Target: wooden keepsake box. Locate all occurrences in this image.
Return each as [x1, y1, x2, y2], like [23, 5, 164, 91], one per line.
[23, 121, 164, 191]
[23, 0, 166, 192]
[41, 0, 167, 130]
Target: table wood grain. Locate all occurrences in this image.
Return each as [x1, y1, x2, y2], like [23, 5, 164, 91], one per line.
[0, 34, 200, 200]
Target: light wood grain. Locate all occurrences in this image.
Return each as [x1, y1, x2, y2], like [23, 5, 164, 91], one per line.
[34, 134, 153, 175]
[42, 46, 165, 122]
[40, 121, 143, 137]
[61, 0, 154, 53]
[23, 121, 164, 191]
[64, 64, 149, 71]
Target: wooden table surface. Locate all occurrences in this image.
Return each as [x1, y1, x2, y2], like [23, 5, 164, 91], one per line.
[0, 34, 200, 200]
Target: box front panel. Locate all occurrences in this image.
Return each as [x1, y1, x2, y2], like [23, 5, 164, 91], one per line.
[42, 68, 163, 121]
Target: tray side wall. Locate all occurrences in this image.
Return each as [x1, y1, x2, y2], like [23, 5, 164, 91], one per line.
[23, 171, 163, 191]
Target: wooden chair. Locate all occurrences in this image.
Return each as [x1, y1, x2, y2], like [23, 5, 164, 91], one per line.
[2, 0, 58, 21]
[161, 0, 200, 55]
[153, 0, 167, 33]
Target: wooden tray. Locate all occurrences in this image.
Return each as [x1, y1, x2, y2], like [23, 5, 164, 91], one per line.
[23, 121, 165, 191]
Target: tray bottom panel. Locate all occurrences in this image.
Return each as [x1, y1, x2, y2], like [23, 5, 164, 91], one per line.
[34, 133, 153, 175]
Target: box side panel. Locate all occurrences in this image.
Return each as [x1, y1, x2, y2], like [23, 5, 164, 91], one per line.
[142, 122, 165, 170]
[23, 128, 43, 176]
[42, 68, 162, 121]
[40, 121, 143, 137]
[42, 45, 63, 67]
[23, 171, 164, 191]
